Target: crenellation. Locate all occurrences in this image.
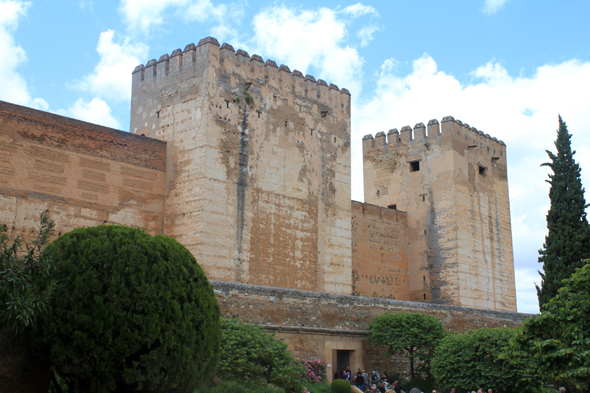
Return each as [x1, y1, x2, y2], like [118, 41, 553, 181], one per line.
[387, 128, 399, 145]
[265, 59, 277, 68]
[197, 36, 219, 47]
[427, 119, 440, 135]
[292, 70, 304, 78]
[279, 64, 291, 73]
[400, 125, 413, 142]
[250, 54, 264, 65]
[304, 74, 316, 82]
[317, 79, 328, 87]
[375, 131, 386, 146]
[414, 122, 426, 140]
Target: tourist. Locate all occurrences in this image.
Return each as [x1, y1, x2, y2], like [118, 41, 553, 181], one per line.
[333, 369, 342, 380]
[353, 369, 366, 391]
[345, 367, 352, 382]
[393, 380, 402, 393]
[362, 369, 369, 385]
[370, 384, 379, 392]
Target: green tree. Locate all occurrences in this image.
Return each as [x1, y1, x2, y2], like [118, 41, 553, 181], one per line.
[368, 312, 446, 379]
[33, 225, 221, 393]
[537, 115, 590, 308]
[0, 212, 56, 332]
[432, 328, 543, 393]
[217, 319, 305, 391]
[509, 262, 590, 392]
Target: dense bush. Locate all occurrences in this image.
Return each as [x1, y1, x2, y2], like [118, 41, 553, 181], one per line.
[194, 381, 284, 393]
[34, 225, 221, 393]
[432, 327, 543, 393]
[330, 379, 351, 393]
[300, 358, 327, 384]
[217, 319, 305, 391]
[401, 375, 436, 393]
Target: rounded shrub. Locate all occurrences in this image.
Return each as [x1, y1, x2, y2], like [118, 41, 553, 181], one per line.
[35, 225, 221, 393]
[331, 379, 351, 393]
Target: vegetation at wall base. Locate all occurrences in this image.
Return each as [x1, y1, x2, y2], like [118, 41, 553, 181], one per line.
[401, 375, 436, 393]
[330, 379, 351, 393]
[216, 318, 305, 392]
[33, 225, 221, 393]
[368, 312, 446, 379]
[432, 327, 543, 393]
[0, 212, 56, 333]
[508, 262, 590, 392]
[537, 115, 590, 308]
[193, 381, 285, 393]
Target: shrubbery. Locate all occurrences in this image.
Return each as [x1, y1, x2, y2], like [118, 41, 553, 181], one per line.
[330, 379, 351, 393]
[33, 225, 221, 392]
[300, 358, 327, 384]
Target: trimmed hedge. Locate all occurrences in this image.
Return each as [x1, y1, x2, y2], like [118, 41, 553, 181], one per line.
[35, 225, 221, 392]
[331, 379, 351, 393]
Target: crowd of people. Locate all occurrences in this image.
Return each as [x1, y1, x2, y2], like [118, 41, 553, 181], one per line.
[332, 367, 398, 393]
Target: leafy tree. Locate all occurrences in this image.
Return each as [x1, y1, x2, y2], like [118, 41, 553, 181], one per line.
[217, 319, 305, 391]
[0, 212, 56, 332]
[33, 225, 221, 393]
[508, 262, 590, 392]
[368, 312, 446, 379]
[537, 115, 590, 308]
[432, 327, 543, 393]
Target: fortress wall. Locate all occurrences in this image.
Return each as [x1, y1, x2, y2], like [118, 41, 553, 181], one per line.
[131, 38, 352, 294]
[351, 201, 409, 300]
[362, 117, 514, 311]
[0, 100, 166, 239]
[213, 281, 530, 380]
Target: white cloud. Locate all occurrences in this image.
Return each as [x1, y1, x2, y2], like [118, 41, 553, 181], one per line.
[483, 0, 508, 15]
[60, 98, 121, 129]
[250, 6, 366, 96]
[0, 0, 48, 109]
[70, 29, 148, 101]
[342, 3, 378, 18]
[514, 268, 540, 314]
[119, 0, 243, 41]
[357, 24, 381, 47]
[353, 54, 590, 314]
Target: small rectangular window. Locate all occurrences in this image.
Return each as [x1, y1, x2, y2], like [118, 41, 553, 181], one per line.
[387, 204, 397, 210]
[479, 166, 486, 176]
[410, 161, 420, 172]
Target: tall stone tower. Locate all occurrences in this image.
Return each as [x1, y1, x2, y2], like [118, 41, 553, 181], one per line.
[130, 37, 352, 294]
[362, 117, 516, 311]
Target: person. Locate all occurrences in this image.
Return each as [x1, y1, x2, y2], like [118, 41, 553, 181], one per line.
[488, 389, 493, 393]
[333, 369, 342, 380]
[345, 367, 352, 382]
[478, 389, 484, 393]
[370, 371, 379, 385]
[378, 382, 386, 393]
[370, 384, 379, 392]
[450, 389, 456, 393]
[362, 369, 369, 385]
[559, 388, 566, 393]
[432, 390, 437, 393]
[393, 380, 402, 393]
[353, 369, 366, 391]
[302, 388, 309, 393]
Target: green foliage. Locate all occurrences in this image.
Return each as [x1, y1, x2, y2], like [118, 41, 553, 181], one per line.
[432, 327, 543, 393]
[508, 263, 590, 392]
[193, 381, 284, 393]
[217, 318, 305, 391]
[330, 379, 351, 393]
[0, 212, 56, 333]
[33, 225, 221, 393]
[401, 375, 435, 393]
[368, 312, 446, 379]
[304, 381, 331, 393]
[537, 115, 590, 308]
[244, 90, 254, 105]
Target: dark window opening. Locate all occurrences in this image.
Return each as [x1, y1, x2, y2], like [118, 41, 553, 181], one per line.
[479, 166, 486, 176]
[285, 121, 288, 127]
[423, 293, 426, 300]
[226, 101, 229, 108]
[387, 204, 397, 210]
[410, 161, 420, 172]
[423, 276, 425, 282]
[422, 195, 425, 202]
[334, 136, 337, 143]
[258, 111, 261, 118]
[424, 229, 426, 234]
[311, 130, 313, 136]
[487, 146, 490, 153]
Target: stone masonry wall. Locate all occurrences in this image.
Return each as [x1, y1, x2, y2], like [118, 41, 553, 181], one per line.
[362, 117, 516, 311]
[213, 281, 530, 381]
[351, 201, 409, 300]
[0, 100, 167, 239]
[131, 37, 352, 294]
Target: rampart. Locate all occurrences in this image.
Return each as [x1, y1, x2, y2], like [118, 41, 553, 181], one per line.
[351, 201, 409, 300]
[362, 117, 515, 311]
[0, 100, 167, 239]
[130, 37, 353, 295]
[212, 280, 530, 379]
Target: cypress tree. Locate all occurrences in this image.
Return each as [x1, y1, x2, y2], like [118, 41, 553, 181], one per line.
[537, 115, 590, 308]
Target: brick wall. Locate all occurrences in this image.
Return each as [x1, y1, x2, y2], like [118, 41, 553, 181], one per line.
[0, 100, 167, 239]
[351, 201, 409, 300]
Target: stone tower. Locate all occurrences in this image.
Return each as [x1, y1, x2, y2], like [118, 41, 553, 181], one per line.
[362, 117, 516, 311]
[130, 37, 352, 294]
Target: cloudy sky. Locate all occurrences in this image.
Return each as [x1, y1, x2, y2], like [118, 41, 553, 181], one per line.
[1, 0, 589, 313]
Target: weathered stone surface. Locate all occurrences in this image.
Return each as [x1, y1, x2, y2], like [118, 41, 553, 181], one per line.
[130, 40, 352, 294]
[0, 101, 166, 240]
[363, 117, 516, 311]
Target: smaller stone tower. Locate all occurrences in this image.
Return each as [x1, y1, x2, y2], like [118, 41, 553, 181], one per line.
[362, 117, 516, 311]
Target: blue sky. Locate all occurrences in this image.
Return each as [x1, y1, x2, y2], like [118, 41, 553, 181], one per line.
[2, 0, 590, 313]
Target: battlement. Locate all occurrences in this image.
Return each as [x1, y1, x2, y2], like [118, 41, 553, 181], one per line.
[132, 36, 351, 107]
[362, 116, 506, 161]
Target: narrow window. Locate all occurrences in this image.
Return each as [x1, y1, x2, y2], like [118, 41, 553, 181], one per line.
[422, 195, 425, 202]
[487, 146, 490, 153]
[334, 136, 337, 143]
[226, 101, 229, 108]
[424, 229, 426, 234]
[423, 293, 426, 300]
[387, 204, 397, 210]
[258, 111, 261, 118]
[310, 130, 313, 136]
[410, 161, 420, 172]
[479, 166, 486, 176]
[423, 276, 425, 282]
[285, 120, 288, 127]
